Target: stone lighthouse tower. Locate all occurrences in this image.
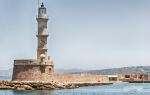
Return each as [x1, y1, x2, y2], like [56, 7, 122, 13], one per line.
[37, 3, 49, 64]
[12, 2, 54, 81]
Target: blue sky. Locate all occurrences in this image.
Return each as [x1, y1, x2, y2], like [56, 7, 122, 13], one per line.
[1, 0, 150, 70]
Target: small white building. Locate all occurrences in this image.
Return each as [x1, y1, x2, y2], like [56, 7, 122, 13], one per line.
[107, 75, 118, 81]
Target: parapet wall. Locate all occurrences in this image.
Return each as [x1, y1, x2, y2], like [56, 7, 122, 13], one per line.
[51, 74, 110, 83]
[12, 59, 54, 82]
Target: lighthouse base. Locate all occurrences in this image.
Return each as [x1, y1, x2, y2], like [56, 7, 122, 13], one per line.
[12, 60, 54, 81]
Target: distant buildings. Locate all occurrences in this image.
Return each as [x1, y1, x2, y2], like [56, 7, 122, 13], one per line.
[118, 74, 149, 82]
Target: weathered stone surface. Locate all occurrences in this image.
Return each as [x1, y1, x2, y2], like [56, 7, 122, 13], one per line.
[12, 60, 54, 81]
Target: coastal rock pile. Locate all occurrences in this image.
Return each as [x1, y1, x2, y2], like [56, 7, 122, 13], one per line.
[0, 80, 112, 90]
[0, 80, 77, 90]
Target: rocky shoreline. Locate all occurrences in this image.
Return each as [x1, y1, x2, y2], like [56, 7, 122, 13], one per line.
[0, 80, 112, 90]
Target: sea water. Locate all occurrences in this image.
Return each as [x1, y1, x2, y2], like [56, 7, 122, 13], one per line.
[1, 83, 150, 95]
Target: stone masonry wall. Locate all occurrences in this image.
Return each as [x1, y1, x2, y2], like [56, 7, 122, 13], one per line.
[51, 74, 110, 83]
[12, 60, 54, 81]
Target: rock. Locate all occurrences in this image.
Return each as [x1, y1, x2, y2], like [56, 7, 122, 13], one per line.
[0, 80, 112, 90]
[0, 86, 14, 89]
[15, 85, 34, 90]
[23, 85, 34, 90]
[16, 86, 26, 90]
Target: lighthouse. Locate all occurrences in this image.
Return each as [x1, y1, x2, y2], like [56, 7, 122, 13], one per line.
[37, 3, 49, 64]
[12, 2, 54, 81]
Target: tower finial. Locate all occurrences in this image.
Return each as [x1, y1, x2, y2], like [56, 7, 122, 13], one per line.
[41, 2, 44, 7]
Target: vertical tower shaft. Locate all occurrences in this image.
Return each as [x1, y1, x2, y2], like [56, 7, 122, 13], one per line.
[36, 3, 49, 62]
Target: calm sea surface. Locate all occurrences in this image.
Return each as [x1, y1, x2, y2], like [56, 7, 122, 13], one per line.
[1, 83, 150, 95]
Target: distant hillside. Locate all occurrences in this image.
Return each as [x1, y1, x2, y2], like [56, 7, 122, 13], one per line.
[1, 66, 150, 77]
[55, 68, 87, 74]
[0, 69, 12, 80]
[0, 69, 12, 77]
[75, 66, 150, 75]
